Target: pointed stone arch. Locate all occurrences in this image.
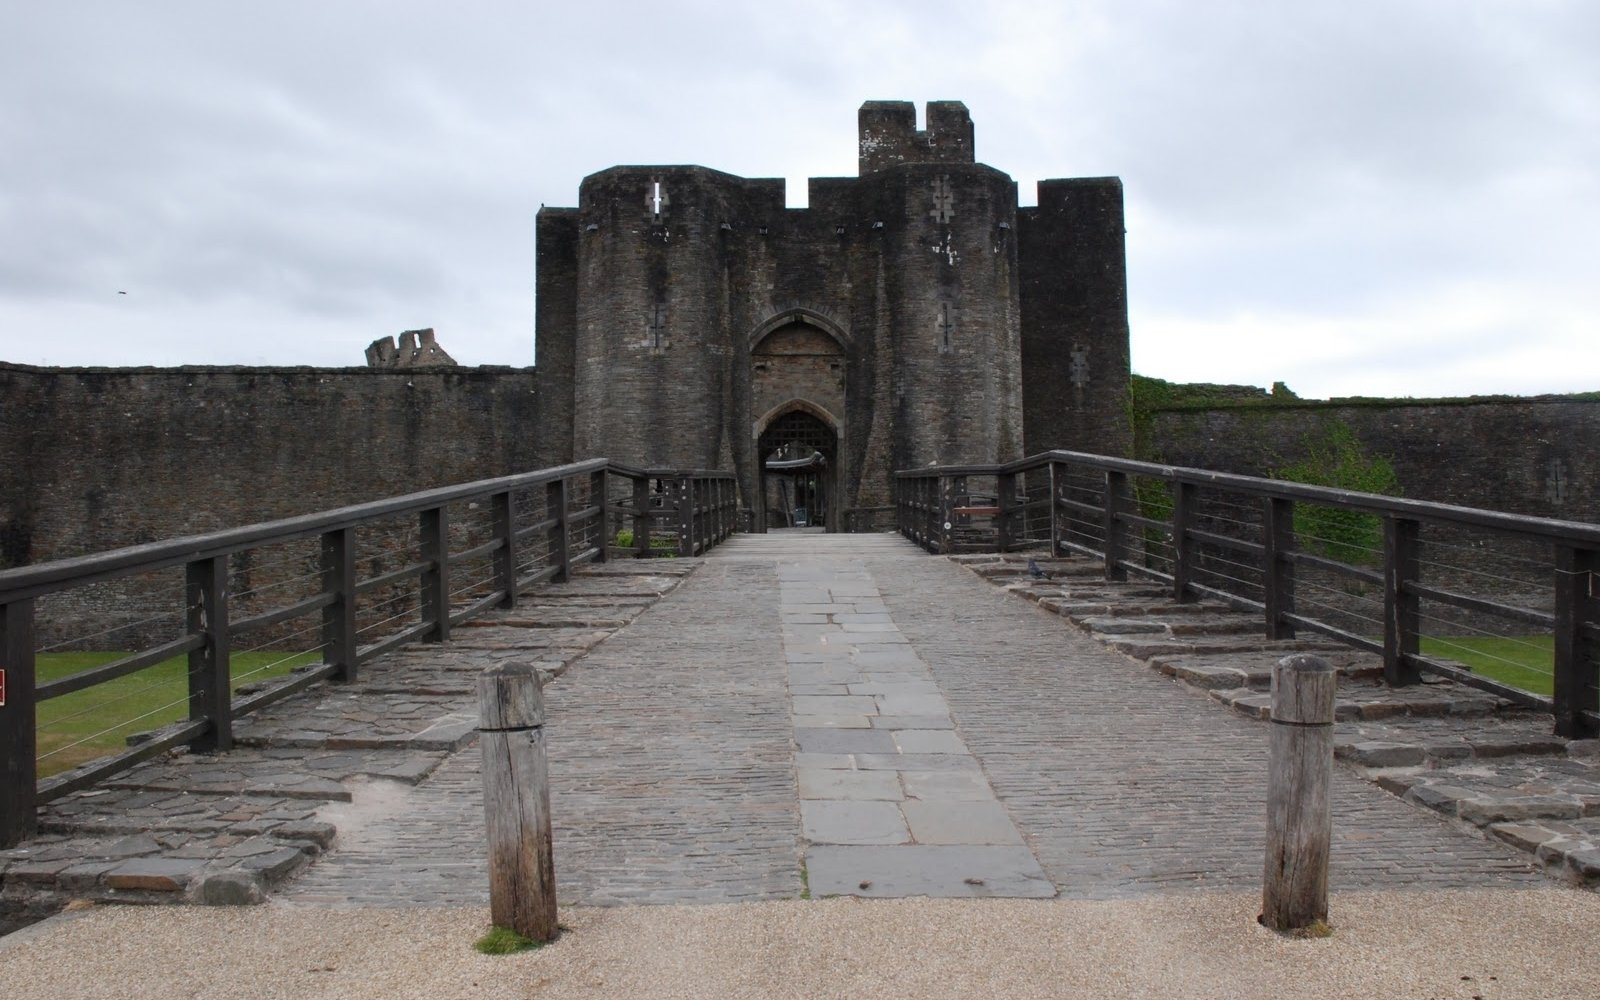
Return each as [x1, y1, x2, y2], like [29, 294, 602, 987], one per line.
[753, 397, 842, 438]
[748, 306, 853, 353]
[753, 399, 841, 533]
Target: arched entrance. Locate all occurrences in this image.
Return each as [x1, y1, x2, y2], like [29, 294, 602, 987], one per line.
[756, 407, 839, 532]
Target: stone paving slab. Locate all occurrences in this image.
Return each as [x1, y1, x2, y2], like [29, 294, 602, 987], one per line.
[1209, 680, 1512, 723]
[1336, 716, 1573, 766]
[805, 845, 1055, 898]
[1149, 648, 1383, 689]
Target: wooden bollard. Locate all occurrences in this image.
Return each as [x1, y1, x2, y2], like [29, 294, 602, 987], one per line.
[1261, 653, 1336, 932]
[478, 662, 557, 941]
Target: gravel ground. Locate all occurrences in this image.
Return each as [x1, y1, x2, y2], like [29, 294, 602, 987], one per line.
[4, 890, 1597, 999]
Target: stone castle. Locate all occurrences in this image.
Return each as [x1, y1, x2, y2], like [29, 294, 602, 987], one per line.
[533, 100, 1131, 529]
[3, 99, 1592, 572]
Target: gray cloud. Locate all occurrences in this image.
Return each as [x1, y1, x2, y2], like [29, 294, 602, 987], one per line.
[1, 0, 1594, 396]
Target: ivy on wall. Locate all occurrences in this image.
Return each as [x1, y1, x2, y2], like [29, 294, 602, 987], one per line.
[1271, 423, 1399, 565]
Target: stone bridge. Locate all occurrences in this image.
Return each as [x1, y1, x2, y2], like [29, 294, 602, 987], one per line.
[9, 530, 1596, 930]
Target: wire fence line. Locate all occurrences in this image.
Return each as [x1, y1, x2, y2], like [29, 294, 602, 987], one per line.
[0, 459, 739, 848]
[897, 449, 1600, 741]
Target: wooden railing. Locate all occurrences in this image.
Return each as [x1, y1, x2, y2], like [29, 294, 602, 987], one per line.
[0, 459, 736, 847]
[897, 450, 1600, 739]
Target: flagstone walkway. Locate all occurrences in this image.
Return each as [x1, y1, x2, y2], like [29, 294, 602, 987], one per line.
[5, 532, 1555, 928]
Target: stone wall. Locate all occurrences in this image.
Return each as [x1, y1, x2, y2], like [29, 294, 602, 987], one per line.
[0, 362, 553, 569]
[1148, 397, 1599, 521]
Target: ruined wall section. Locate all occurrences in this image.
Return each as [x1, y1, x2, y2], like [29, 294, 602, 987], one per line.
[1018, 177, 1133, 457]
[0, 363, 551, 570]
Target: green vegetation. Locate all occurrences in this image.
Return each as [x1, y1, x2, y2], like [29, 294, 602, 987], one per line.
[1131, 476, 1174, 564]
[34, 650, 319, 776]
[1420, 634, 1553, 696]
[612, 529, 678, 555]
[473, 926, 546, 955]
[1272, 423, 1399, 565]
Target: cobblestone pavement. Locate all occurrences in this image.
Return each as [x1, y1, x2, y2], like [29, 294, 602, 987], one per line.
[285, 553, 800, 906]
[880, 551, 1543, 897]
[959, 553, 1596, 891]
[8, 533, 1578, 929]
[1, 560, 699, 924]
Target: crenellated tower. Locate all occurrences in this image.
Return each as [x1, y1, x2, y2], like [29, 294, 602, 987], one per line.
[535, 100, 1131, 531]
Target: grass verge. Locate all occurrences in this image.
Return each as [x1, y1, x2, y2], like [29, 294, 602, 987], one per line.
[34, 650, 320, 776]
[1419, 635, 1553, 696]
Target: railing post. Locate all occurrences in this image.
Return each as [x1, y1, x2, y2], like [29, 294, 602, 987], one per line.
[185, 555, 232, 752]
[1382, 516, 1421, 686]
[1048, 461, 1062, 556]
[320, 527, 358, 681]
[632, 475, 652, 558]
[1103, 470, 1128, 581]
[1264, 497, 1296, 639]
[1553, 545, 1599, 739]
[1262, 654, 1335, 933]
[492, 491, 518, 608]
[589, 469, 608, 564]
[1172, 481, 1198, 603]
[996, 471, 1017, 553]
[420, 506, 451, 642]
[0, 597, 38, 848]
[547, 478, 570, 582]
[937, 475, 955, 554]
[693, 477, 705, 553]
[677, 476, 694, 557]
[478, 661, 558, 942]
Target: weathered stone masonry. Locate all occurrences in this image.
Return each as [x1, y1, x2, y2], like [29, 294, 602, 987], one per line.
[0, 364, 554, 571]
[535, 100, 1133, 531]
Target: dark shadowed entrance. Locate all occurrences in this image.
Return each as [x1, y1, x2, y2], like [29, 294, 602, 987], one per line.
[757, 408, 839, 532]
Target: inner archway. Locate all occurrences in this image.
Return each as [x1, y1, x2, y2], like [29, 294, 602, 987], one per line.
[757, 408, 839, 532]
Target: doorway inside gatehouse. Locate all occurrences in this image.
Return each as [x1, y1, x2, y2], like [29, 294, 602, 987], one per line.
[757, 407, 838, 532]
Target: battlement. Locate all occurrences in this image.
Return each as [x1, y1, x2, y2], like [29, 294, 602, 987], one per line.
[858, 100, 975, 174]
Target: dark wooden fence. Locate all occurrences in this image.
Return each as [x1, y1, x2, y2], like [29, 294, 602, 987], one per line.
[897, 450, 1600, 739]
[0, 459, 736, 847]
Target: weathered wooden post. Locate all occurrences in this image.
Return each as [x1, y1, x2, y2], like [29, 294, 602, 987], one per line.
[0, 597, 38, 847]
[1263, 497, 1296, 639]
[1103, 469, 1128, 581]
[478, 661, 558, 942]
[1262, 653, 1336, 932]
[1171, 480, 1197, 603]
[185, 555, 232, 752]
[1553, 545, 1599, 739]
[1382, 515, 1422, 686]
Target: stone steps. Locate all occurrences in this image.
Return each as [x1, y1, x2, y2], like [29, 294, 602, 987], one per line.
[960, 553, 1597, 889]
[0, 560, 689, 918]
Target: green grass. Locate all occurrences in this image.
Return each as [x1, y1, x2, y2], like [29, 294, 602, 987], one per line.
[473, 926, 547, 954]
[612, 530, 679, 556]
[34, 649, 320, 776]
[1419, 635, 1553, 696]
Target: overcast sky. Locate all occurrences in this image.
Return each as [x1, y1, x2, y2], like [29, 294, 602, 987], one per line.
[2, 0, 1595, 398]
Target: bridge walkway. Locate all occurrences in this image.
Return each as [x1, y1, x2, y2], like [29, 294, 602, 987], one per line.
[280, 531, 1538, 906]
